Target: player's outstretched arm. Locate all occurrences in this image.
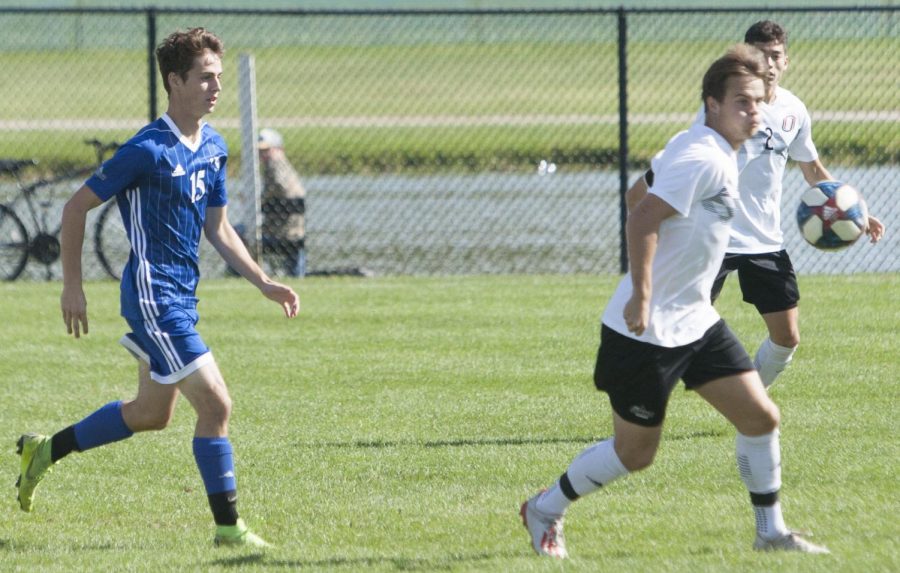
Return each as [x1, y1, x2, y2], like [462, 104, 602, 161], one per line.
[60, 185, 104, 338]
[865, 216, 885, 244]
[204, 206, 300, 318]
[798, 158, 835, 187]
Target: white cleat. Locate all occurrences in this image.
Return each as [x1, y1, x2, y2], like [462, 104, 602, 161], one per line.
[520, 493, 568, 559]
[754, 531, 830, 554]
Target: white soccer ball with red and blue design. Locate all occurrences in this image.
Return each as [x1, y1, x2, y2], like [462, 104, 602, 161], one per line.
[796, 181, 868, 250]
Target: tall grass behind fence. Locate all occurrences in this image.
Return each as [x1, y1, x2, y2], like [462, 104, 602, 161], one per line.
[0, 7, 897, 279]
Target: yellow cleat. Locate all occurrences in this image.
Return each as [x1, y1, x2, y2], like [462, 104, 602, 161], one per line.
[214, 518, 272, 548]
[15, 433, 54, 512]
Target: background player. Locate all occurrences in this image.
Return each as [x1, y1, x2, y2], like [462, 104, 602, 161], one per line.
[627, 20, 885, 388]
[16, 28, 299, 548]
[522, 44, 829, 558]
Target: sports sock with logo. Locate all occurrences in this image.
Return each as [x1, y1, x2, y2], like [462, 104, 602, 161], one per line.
[193, 437, 239, 526]
[62, 401, 134, 460]
[754, 337, 796, 388]
[536, 438, 629, 516]
[736, 430, 789, 539]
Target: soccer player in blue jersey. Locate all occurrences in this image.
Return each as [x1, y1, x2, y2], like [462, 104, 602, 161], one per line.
[15, 28, 298, 548]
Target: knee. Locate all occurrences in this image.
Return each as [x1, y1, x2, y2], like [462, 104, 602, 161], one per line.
[614, 440, 658, 472]
[770, 329, 800, 349]
[201, 391, 232, 425]
[743, 402, 781, 436]
[779, 333, 800, 349]
[126, 409, 173, 432]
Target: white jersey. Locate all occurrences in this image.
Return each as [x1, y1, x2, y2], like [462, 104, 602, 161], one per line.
[695, 86, 818, 253]
[603, 124, 739, 347]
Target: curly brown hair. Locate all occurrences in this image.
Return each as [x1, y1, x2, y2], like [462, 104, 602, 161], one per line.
[744, 20, 788, 48]
[156, 28, 224, 94]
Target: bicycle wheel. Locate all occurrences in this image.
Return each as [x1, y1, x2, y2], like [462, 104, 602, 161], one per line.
[94, 198, 129, 280]
[0, 204, 29, 281]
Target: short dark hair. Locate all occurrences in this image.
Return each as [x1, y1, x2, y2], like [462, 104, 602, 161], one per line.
[156, 28, 224, 94]
[744, 20, 788, 47]
[701, 43, 768, 109]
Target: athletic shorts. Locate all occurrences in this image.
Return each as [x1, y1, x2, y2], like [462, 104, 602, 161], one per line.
[119, 307, 213, 384]
[709, 250, 799, 314]
[593, 320, 754, 427]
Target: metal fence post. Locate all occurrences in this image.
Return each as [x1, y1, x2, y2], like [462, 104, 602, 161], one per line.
[147, 8, 157, 123]
[617, 7, 629, 274]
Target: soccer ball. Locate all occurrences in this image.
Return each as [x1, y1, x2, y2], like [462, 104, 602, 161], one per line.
[796, 181, 868, 249]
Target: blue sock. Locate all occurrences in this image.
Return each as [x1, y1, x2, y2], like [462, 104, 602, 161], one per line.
[73, 401, 134, 451]
[193, 437, 237, 495]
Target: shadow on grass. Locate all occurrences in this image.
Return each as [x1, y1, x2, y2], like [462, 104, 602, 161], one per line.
[209, 549, 523, 570]
[297, 429, 725, 450]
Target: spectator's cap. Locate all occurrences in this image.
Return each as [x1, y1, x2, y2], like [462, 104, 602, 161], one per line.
[258, 128, 283, 150]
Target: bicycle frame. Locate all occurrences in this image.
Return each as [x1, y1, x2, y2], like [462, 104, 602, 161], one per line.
[0, 139, 120, 281]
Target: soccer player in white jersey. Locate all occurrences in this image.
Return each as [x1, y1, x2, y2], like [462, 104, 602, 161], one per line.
[521, 44, 830, 559]
[15, 28, 299, 548]
[628, 20, 886, 388]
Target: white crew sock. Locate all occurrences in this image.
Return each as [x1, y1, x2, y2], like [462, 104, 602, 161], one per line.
[754, 337, 797, 388]
[753, 501, 789, 540]
[736, 430, 789, 539]
[536, 438, 629, 517]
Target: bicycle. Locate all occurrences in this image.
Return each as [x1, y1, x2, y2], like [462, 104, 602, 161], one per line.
[0, 139, 121, 281]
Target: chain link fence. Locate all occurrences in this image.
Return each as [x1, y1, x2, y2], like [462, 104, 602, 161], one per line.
[0, 7, 897, 280]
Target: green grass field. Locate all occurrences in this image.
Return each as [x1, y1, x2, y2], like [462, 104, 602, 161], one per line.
[1, 274, 897, 571]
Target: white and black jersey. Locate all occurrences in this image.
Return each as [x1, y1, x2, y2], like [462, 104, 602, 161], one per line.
[603, 124, 739, 348]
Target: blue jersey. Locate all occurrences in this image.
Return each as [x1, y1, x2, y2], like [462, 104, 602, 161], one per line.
[86, 114, 228, 320]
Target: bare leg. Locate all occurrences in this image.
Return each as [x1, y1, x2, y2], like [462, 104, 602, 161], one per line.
[694, 370, 779, 435]
[177, 361, 232, 438]
[611, 411, 663, 471]
[121, 360, 180, 432]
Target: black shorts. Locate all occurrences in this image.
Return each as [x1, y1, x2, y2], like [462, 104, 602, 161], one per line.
[593, 320, 754, 427]
[709, 250, 800, 314]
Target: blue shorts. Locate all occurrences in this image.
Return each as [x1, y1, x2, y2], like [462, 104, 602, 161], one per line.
[119, 307, 213, 384]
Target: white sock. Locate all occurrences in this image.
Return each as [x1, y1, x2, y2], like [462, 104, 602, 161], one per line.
[736, 430, 789, 539]
[736, 430, 782, 495]
[753, 501, 789, 540]
[754, 338, 796, 388]
[536, 438, 629, 516]
[535, 483, 572, 517]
